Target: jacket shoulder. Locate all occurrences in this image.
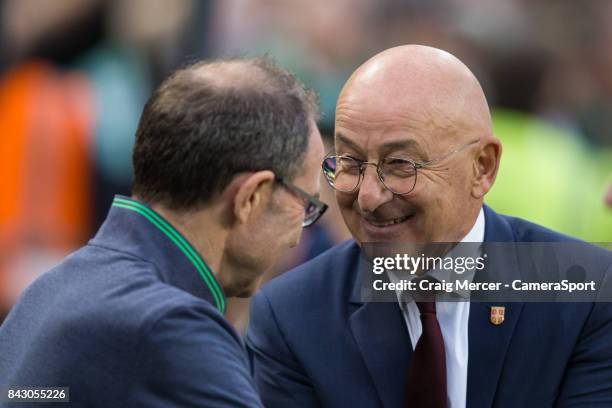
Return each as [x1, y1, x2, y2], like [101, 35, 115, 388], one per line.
[503, 214, 580, 242]
[486, 204, 583, 243]
[262, 240, 360, 294]
[16, 244, 232, 343]
[257, 240, 360, 308]
[492, 209, 610, 263]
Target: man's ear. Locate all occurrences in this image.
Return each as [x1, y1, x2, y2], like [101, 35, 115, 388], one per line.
[471, 137, 502, 198]
[231, 170, 276, 224]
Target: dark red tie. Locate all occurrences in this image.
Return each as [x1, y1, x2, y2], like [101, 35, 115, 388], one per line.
[404, 301, 447, 408]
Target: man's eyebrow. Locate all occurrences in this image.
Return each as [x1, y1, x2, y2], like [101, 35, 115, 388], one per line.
[380, 139, 428, 160]
[379, 139, 418, 152]
[336, 133, 427, 160]
[335, 133, 364, 154]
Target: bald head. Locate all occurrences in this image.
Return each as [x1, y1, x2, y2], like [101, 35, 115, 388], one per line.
[338, 45, 492, 142]
[189, 60, 270, 90]
[157, 58, 319, 113]
[186, 58, 303, 94]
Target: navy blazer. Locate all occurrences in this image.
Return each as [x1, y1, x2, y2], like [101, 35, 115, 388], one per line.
[0, 196, 263, 407]
[247, 206, 612, 407]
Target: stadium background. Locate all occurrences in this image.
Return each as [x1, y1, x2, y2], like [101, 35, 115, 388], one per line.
[0, 0, 610, 330]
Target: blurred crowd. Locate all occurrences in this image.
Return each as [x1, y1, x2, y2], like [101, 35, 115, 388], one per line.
[1, 0, 610, 328]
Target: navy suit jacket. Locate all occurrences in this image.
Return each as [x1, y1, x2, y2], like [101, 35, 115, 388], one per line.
[247, 206, 612, 407]
[0, 196, 263, 407]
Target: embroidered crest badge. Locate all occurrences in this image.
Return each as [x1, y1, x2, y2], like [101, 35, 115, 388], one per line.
[490, 306, 505, 325]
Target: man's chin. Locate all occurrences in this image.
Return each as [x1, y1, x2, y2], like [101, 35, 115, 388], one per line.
[224, 273, 264, 298]
[227, 282, 258, 298]
[233, 289, 256, 298]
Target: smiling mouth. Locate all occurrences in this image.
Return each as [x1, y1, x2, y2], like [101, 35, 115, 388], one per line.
[365, 213, 414, 227]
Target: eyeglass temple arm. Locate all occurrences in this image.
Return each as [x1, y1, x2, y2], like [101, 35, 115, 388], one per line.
[416, 138, 480, 168]
[278, 175, 327, 207]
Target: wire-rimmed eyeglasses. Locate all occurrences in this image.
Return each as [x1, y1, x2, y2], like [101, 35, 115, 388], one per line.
[321, 139, 480, 195]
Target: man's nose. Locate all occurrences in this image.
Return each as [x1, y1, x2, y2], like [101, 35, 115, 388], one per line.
[357, 165, 394, 213]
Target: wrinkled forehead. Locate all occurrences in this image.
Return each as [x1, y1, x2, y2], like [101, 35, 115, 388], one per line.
[335, 91, 465, 160]
[334, 68, 489, 158]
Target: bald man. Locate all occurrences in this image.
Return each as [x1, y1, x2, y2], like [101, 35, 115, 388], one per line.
[246, 46, 612, 408]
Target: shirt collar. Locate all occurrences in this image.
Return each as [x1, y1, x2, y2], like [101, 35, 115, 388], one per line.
[461, 206, 485, 244]
[91, 195, 226, 313]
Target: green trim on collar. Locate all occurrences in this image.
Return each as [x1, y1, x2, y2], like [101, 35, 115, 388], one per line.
[112, 197, 225, 313]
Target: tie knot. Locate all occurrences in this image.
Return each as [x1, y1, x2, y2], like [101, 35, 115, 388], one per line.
[416, 301, 436, 315]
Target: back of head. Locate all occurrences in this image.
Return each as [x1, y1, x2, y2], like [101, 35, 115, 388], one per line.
[132, 57, 319, 210]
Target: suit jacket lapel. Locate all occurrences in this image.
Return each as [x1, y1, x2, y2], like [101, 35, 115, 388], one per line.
[350, 302, 412, 408]
[349, 250, 412, 408]
[467, 205, 524, 407]
[467, 302, 523, 407]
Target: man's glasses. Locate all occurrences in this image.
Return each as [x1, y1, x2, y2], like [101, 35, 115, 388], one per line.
[275, 175, 328, 227]
[321, 139, 480, 195]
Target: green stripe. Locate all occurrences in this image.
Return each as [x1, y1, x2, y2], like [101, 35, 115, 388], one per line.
[112, 197, 225, 313]
[112, 202, 224, 312]
[112, 199, 225, 312]
[113, 199, 225, 312]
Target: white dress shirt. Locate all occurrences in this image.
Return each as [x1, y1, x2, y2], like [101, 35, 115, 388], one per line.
[392, 208, 485, 408]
